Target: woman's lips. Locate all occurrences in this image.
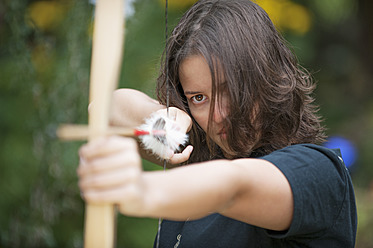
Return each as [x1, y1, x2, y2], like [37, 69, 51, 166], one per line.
[218, 128, 227, 139]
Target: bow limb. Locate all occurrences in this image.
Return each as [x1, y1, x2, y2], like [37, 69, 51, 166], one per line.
[85, 0, 125, 247]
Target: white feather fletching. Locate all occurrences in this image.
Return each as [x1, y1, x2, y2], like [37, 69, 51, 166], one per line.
[138, 113, 188, 159]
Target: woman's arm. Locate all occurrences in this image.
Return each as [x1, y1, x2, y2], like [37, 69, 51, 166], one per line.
[78, 136, 293, 231]
[141, 158, 293, 231]
[109, 88, 164, 128]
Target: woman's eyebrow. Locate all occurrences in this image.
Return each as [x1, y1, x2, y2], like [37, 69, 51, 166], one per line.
[184, 90, 202, 95]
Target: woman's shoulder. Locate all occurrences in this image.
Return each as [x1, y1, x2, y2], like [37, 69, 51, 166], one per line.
[260, 143, 357, 245]
[260, 143, 351, 192]
[261, 143, 345, 171]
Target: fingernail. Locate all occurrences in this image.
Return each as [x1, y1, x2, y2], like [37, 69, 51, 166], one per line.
[189, 146, 194, 153]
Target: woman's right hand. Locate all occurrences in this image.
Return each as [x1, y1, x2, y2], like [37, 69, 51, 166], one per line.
[153, 107, 194, 165]
[108, 88, 194, 165]
[154, 107, 192, 134]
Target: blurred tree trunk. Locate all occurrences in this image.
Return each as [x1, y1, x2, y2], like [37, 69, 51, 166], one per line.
[359, 0, 373, 73]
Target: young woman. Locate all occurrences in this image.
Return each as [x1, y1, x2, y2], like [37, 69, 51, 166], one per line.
[78, 0, 357, 247]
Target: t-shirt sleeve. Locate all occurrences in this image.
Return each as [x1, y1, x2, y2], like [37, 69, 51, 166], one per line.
[260, 144, 350, 239]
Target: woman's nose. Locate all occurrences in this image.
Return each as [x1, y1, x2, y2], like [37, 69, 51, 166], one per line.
[212, 102, 228, 123]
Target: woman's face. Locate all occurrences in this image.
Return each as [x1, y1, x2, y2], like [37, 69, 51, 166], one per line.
[179, 55, 233, 157]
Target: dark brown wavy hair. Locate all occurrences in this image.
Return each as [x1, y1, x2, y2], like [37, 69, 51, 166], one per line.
[156, 0, 326, 162]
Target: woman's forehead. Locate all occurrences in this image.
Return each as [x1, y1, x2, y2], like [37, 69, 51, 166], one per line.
[179, 55, 212, 90]
[179, 55, 226, 89]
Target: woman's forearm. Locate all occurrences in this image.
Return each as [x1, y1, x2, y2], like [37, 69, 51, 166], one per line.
[138, 160, 242, 220]
[109, 88, 165, 128]
[127, 158, 292, 231]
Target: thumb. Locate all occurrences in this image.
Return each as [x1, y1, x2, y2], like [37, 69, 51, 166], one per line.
[168, 145, 194, 165]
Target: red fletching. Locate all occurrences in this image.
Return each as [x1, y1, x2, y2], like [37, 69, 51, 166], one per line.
[133, 129, 166, 136]
[134, 130, 150, 136]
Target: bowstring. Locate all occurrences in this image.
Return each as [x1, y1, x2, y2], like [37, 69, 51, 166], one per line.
[156, 0, 169, 247]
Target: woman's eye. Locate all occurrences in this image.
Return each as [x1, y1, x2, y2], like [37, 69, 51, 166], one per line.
[191, 94, 206, 103]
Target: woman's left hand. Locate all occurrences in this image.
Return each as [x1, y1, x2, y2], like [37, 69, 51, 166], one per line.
[77, 136, 148, 216]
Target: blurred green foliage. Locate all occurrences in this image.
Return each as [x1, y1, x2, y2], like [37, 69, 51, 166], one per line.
[0, 0, 372, 247]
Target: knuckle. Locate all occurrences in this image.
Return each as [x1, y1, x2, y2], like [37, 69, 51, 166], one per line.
[83, 176, 99, 188]
[78, 181, 85, 190]
[76, 166, 83, 176]
[78, 145, 88, 158]
[89, 160, 102, 172]
[83, 191, 95, 202]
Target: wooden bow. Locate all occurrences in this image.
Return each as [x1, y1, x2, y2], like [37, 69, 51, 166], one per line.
[85, 0, 126, 247]
[58, 0, 126, 247]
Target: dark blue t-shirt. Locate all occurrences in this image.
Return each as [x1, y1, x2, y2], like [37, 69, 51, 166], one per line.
[154, 144, 357, 248]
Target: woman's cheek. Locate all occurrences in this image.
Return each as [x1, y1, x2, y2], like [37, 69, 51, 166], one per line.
[190, 109, 208, 132]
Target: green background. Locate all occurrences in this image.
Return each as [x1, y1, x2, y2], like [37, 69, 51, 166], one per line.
[0, 0, 372, 247]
